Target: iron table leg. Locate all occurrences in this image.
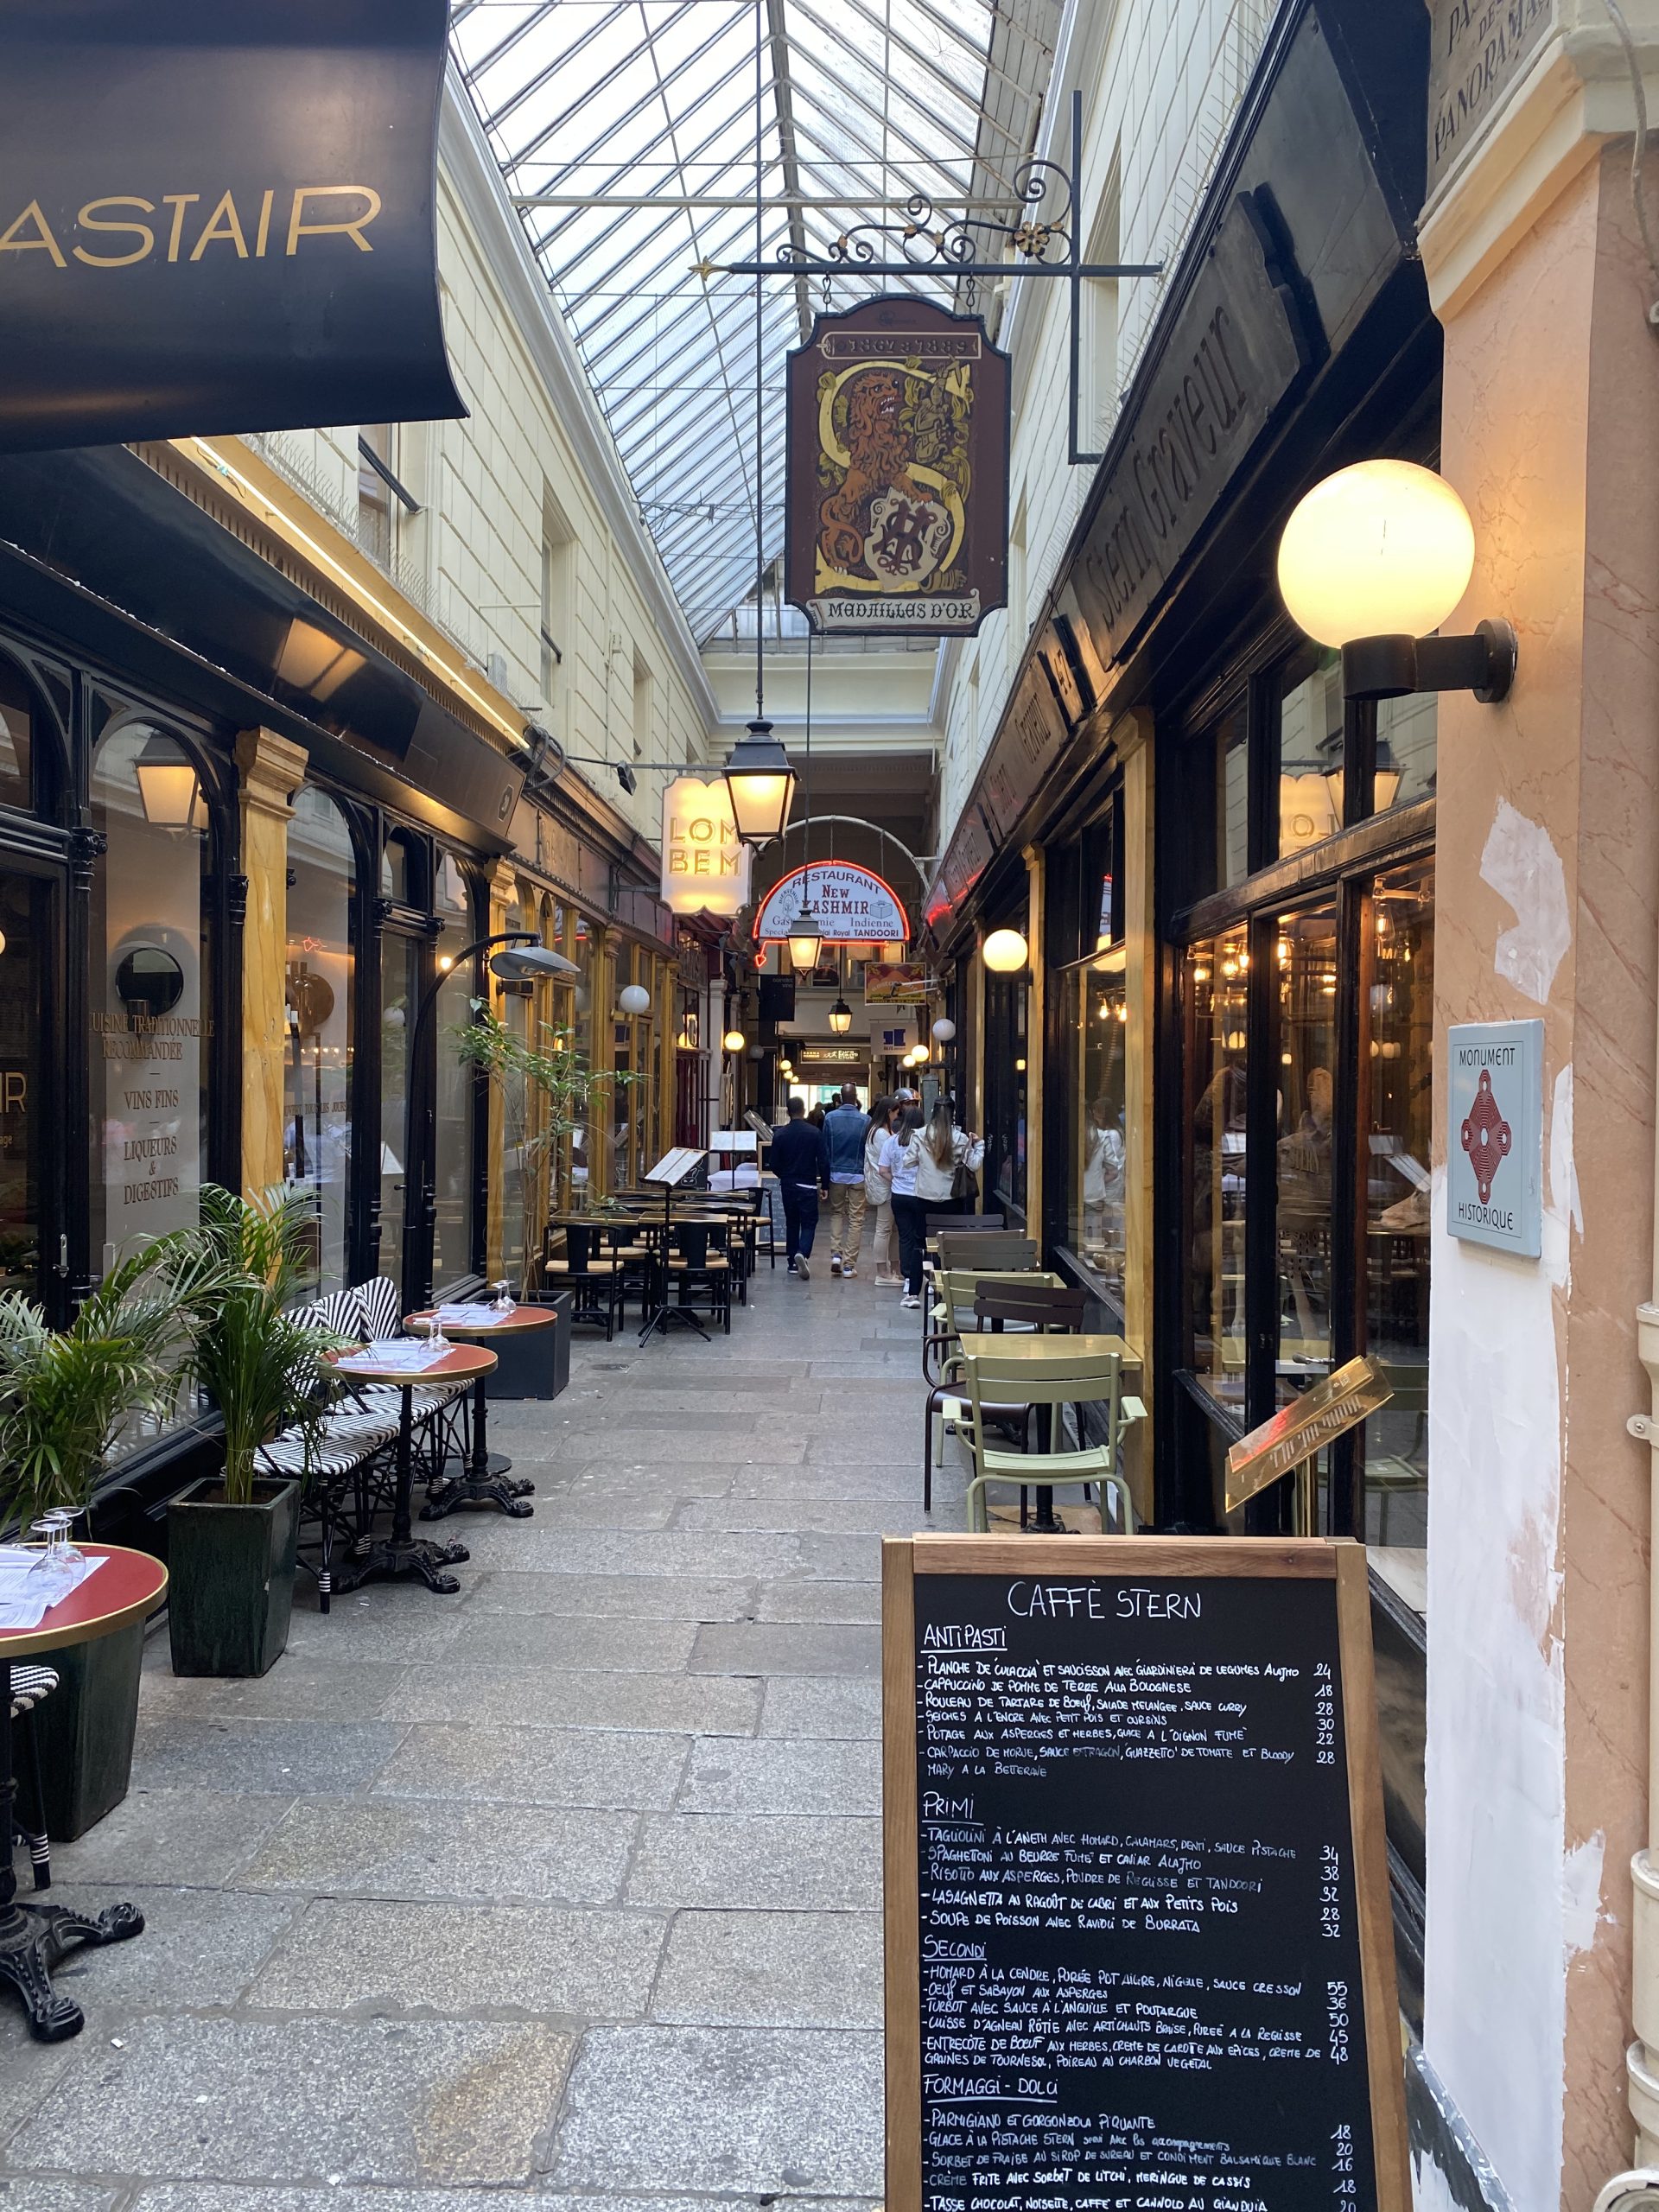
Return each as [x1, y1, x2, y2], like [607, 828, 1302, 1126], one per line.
[337, 1386, 469, 1592]
[423, 1370, 535, 1520]
[0, 1659, 144, 2042]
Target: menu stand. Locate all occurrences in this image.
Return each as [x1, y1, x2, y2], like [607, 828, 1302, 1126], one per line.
[638, 1146, 712, 1346]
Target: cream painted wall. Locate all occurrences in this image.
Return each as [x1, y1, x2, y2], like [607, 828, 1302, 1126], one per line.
[935, 0, 1274, 846]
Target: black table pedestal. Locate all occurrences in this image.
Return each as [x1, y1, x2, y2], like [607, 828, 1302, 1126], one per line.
[0, 1657, 144, 2042]
[422, 1374, 535, 1521]
[335, 1387, 471, 1592]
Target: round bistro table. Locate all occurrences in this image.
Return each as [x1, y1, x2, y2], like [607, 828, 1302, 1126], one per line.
[327, 1342, 497, 1593]
[0, 1545, 168, 2041]
[404, 1305, 556, 1521]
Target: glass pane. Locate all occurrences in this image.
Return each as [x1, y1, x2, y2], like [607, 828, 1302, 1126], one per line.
[434, 861, 478, 1287]
[1184, 929, 1248, 1409]
[0, 660, 34, 812]
[0, 875, 43, 1294]
[90, 723, 211, 1277]
[500, 973, 531, 1292]
[1278, 645, 1344, 857]
[285, 787, 355, 1300]
[1216, 705, 1249, 887]
[1376, 690, 1437, 813]
[378, 931, 418, 1295]
[983, 968, 1028, 1215]
[1363, 861, 1434, 1611]
[572, 916, 598, 1201]
[1067, 954, 1128, 1307]
[1274, 905, 1338, 1402]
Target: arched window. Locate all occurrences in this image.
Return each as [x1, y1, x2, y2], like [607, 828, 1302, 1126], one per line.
[0, 658, 35, 814]
[286, 786, 356, 1297]
[88, 721, 213, 1278]
[432, 850, 478, 1285]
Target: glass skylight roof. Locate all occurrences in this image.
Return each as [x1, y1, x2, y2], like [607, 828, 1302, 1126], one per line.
[450, 0, 1057, 643]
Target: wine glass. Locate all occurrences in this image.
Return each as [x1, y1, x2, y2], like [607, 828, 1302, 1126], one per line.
[492, 1278, 515, 1314]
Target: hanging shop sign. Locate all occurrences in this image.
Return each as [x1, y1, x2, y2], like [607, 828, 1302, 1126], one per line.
[883, 1533, 1410, 2212]
[799, 1045, 865, 1066]
[863, 962, 931, 1006]
[755, 862, 909, 946]
[785, 296, 1009, 638]
[0, 0, 465, 452]
[1446, 1017, 1544, 1257]
[660, 777, 752, 916]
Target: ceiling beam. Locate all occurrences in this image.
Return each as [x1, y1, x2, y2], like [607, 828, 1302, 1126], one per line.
[766, 0, 813, 345]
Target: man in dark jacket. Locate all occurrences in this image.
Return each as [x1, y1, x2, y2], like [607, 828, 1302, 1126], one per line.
[771, 1094, 830, 1279]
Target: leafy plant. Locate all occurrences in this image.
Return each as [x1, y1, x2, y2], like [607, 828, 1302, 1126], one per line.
[184, 1185, 349, 1509]
[0, 1230, 228, 1532]
[454, 1006, 639, 1294]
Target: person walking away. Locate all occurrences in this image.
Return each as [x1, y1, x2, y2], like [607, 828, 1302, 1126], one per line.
[881, 1103, 929, 1309]
[865, 1095, 900, 1285]
[912, 1097, 986, 1220]
[822, 1084, 870, 1276]
[771, 1095, 829, 1279]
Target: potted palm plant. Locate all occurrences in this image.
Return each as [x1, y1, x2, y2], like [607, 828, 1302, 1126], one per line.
[0, 1230, 223, 1834]
[168, 1185, 345, 1678]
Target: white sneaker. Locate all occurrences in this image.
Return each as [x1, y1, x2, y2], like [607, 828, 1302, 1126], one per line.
[830, 1253, 842, 1275]
[797, 1255, 811, 1280]
[901, 1293, 920, 1308]
[844, 1265, 858, 1278]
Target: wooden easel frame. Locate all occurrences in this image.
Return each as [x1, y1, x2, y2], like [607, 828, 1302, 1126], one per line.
[881, 1533, 1409, 2212]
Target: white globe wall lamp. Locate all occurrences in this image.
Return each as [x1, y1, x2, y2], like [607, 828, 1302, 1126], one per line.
[982, 928, 1029, 974]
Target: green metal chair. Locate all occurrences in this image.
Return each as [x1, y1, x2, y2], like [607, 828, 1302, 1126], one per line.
[958, 1344, 1140, 1534]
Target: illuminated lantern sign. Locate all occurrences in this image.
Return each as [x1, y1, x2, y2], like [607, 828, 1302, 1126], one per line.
[785, 296, 1009, 639]
[755, 862, 908, 947]
[660, 777, 752, 916]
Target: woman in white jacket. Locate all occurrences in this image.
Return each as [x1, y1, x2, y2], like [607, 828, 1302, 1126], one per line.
[911, 1099, 987, 1210]
[864, 1095, 901, 1287]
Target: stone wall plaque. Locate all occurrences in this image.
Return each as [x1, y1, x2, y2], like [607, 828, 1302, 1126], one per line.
[1446, 1017, 1544, 1257]
[1427, 0, 1553, 194]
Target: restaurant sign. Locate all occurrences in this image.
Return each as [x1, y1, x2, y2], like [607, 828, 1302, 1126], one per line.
[659, 777, 751, 916]
[0, 0, 465, 451]
[785, 296, 1009, 638]
[755, 862, 908, 946]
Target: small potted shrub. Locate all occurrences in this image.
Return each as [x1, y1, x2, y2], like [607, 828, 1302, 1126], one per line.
[0, 1232, 219, 1831]
[168, 1186, 343, 1679]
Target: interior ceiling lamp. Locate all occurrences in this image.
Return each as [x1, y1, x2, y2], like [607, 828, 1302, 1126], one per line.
[722, 1027, 748, 1052]
[618, 982, 651, 1015]
[1277, 461, 1516, 703]
[135, 734, 203, 829]
[982, 927, 1030, 974]
[828, 998, 854, 1034]
[931, 1017, 957, 1042]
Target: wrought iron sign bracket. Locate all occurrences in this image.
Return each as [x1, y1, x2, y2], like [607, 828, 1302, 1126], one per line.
[710, 91, 1162, 467]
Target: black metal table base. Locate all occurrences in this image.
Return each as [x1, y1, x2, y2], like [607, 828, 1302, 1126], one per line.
[0, 1897, 144, 2042]
[639, 1300, 710, 1346]
[334, 1532, 471, 1594]
[422, 1466, 535, 1520]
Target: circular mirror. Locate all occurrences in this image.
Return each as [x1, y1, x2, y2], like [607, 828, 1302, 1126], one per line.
[115, 945, 185, 1019]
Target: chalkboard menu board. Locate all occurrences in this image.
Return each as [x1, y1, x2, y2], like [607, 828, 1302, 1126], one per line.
[881, 1536, 1407, 2212]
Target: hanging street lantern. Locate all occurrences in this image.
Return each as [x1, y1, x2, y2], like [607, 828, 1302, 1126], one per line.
[828, 998, 854, 1034]
[722, 719, 797, 846]
[786, 904, 823, 973]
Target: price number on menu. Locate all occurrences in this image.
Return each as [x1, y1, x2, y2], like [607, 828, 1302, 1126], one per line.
[1319, 1842, 1343, 1940]
[1314, 1660, 1336, 1764]
[1325, 1979, 1351, 2065]
[1330, 2121, 1357, 2210]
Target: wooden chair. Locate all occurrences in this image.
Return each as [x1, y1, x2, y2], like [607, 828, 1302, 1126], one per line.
[959, 1345, 1139, 1534]
[662, 1217, 733, 1334]
[541, 1224, 624, 1338]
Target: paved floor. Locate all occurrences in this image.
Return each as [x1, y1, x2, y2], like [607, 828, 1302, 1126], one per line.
[0, 1231, 962, 2209]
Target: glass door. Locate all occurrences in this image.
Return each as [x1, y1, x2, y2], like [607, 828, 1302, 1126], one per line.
[0, 873, 48, 1302]
[378, 929, 421, 1298]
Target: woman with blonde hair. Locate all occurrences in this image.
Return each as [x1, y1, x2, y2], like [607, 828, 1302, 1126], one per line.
[912, 1096, 984, 1216]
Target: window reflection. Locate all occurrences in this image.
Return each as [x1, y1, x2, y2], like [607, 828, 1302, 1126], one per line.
[1275, 905, 1338, 1402]
[1216, 706, 1248, 887]
[1278, 646, 1344, 856]
[1067, 951, 1127, 1304]
[433, 853, 476, 1287]
[0, 661, 34, 813]
[284, 788, 355, 1300]
[1362, 861, 1433, 1611]
[1185, 930, 1248, 1409]
[984, 967, 1028, 1216]
[1376, 690, 1437, 813]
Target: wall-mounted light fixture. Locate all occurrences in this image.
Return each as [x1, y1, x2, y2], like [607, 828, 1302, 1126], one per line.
[722, 1027, 747, 1053]
[1277, 461, 1516, 704]
[135, 734, 205, 830]
[618, 982, 651, 1015]
[931, 1017, 957, 1042]
[982, 928, 1029, 974]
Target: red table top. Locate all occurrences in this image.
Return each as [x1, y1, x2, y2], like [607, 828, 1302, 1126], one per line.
[404, 1306, 555, 1337]
[0, 1543, 168, 1659]
[327, 1343, 498, 1386]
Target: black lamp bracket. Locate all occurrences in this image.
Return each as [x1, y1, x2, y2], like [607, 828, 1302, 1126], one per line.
[1341, 619, 1517, 706]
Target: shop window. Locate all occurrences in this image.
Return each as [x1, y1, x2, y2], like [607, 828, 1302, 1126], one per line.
[0, 660, 34, 814]
[571, 915, 598, 1198]
[1064, 950, 1128, 1303]
[381, 832, 414, 906]
[0, 875, 45, 1296]
[1277, 646, 1344, 855]
[1377, 690, 1437, 813]
[983, 967, 1028, 1217]
[378, 930, 419, 1296]
[1215, 705, 1249, 887]
[433, 852, 478, 1287]
[1183, 928, 1248, 1411]
[1361, 860, 1433, 1611]
[285, 787, 356, 1300]
[359, 425, 396, 567]
[1274, 904, 1338, 1402]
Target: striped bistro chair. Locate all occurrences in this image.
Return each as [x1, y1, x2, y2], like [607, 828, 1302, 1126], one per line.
[349, 1276, 473, 1482]
[277, 1297, 401, 1612]
[10, 1663, 58, 1890]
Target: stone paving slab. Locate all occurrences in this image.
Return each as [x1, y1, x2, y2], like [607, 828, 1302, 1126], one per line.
[246, 1898, 665, 2019]
[3, 2015, 575, 2188]
[442, 1613, 702, 1673]
[0, 2185, 118, 2210]
[545, 2024, 883, 2194]
[384, 1665, 761, 1737]
[758, 1677, 883, 1739]
[371, 1722, 690, 1810]
[794, 1533, 886, 1580]
[677, 1737, 880, 1815]
[430, 1530, 804, 1580]
[52, 1789, 293, 1888]
[755, 1577, 882, 1624]
[626, 1815, 880, 1910]
[240, 1800, 640, 1905]
[678, 1496, 933, 1535]
[129, 1715, 405, 1797]
[688, 1622, 880, 1677]
[652, 1909, 883, 2027]
[134, 1656, 410, 1722]
[559, 1432, 810, 1465]
[9, 1883, 296, 2014]
[461, 1570, 758, 1621]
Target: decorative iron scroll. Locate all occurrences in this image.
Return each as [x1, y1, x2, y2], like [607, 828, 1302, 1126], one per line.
[778, 157, 1073, 274]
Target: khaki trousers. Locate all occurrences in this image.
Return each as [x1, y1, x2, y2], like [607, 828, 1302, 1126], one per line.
[825, 1181, 867, 1262]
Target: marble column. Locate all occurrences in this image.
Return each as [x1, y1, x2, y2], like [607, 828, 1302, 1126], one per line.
[234, 728, 308, 1200]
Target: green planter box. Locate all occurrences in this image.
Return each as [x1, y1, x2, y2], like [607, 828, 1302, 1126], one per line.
[167, 1477, 299, 1679]
[30, 1616, 146, 1841]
